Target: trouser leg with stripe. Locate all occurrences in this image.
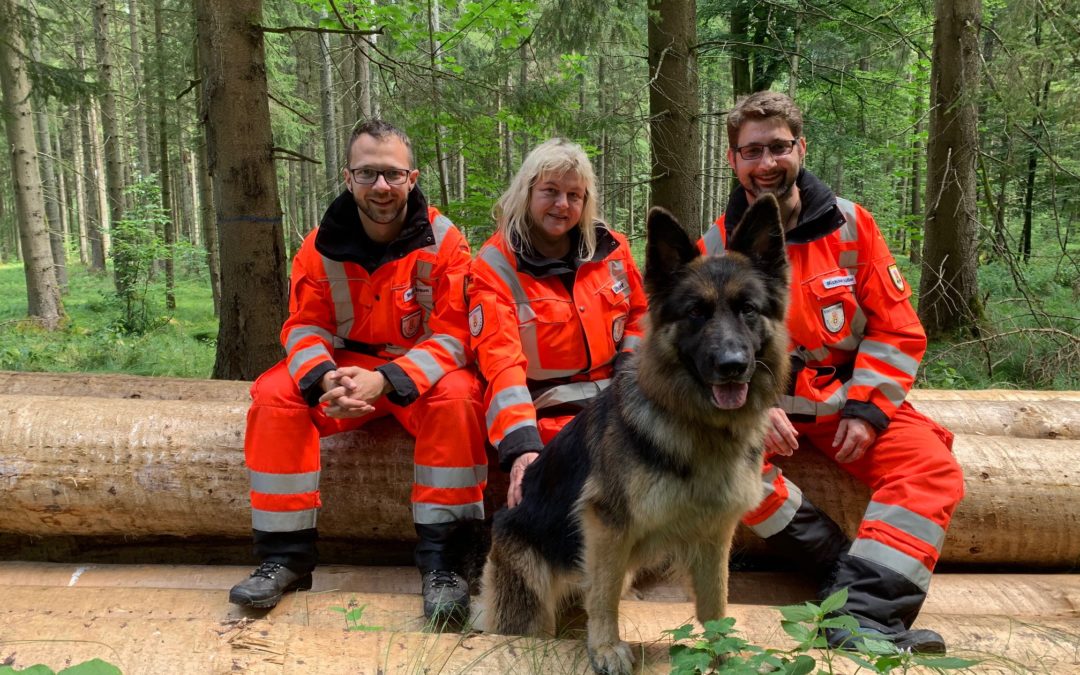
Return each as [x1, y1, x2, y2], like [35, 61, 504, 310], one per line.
[244, 354, 488, 572]
[743, 402, 962, 630]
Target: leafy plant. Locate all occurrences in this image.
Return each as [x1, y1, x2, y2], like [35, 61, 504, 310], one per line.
[0, 658, 122, 674]
[666, 589, 980, 674]
[329, 598, 382, 632]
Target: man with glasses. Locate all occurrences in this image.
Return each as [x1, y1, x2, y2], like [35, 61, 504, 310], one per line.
[700, 91, 964, 653]
[229, 120, 487, 625]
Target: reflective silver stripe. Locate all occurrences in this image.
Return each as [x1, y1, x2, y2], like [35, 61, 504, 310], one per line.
[401, 334, 466, 384]
[759, 465, 782, 495]
[322, 257, 355, 335]
[479, 246, 529, 306]
[849, 367, 907, 408]
[249, 470, 320, 495]
[486, 385, 533, 429]
[838, 249, 859, 270]
[779, 389, 845, 417]
[848, 538, 932, 592]
[415, 464, 489, 489]
[431, 214, 453, 249]
[288, 344, 333, 378]
[749, 478, 803, 539]
[836, 198, 859, 243]
[493, 418, 540, 449]
[800, 345, 830, 361]
[828, 334, 862, 352]
[850, 305, 867, 340]
[533, 380, 611, 410]
[413, 500, 484, 525]
[859, 340, 920, 378]
[621, 335, 642, 352]
[703, 225, 725, 256]
[527, 362, 582, 379]
[285, 325, 334, 354]
[864, 501, 946, 551]
[252, 507, 318, 532]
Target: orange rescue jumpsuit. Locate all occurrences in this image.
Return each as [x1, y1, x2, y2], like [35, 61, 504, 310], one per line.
[468, 226, 648, 471]
[244, 187, 486, 571]
[700, 169, 963, 632]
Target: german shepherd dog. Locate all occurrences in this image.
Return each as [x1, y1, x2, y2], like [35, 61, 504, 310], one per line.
[473, 195, 790, 675]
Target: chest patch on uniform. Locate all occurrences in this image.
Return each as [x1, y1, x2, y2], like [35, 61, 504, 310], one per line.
[822, 274, 856, 289]
[611, 278, 627, 295]
[888, 264, 906, 291]
[401, 310, 422, 338]
[612, 314, 627, 343]
[469, 305, 484, 337]
[822, 302, 846, 333]
[403, 287, 416, 303]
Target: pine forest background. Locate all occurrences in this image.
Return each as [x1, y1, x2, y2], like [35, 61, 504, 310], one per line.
[0, 0, 1077, 389]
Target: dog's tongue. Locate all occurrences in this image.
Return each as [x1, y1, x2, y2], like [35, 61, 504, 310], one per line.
[711, 383, 748, 409]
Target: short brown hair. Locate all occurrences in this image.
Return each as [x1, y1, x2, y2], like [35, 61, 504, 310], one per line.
[726, 91, 804, 148]
[346, 119, 414, 169]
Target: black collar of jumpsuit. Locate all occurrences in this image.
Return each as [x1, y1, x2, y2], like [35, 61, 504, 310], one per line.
[315, 185, 434, 273]
[512, 224, 620, 279]
[723, 168, 847, 245]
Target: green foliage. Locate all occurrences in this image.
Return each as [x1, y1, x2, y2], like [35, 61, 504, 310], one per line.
[667, 590, 980, 674]
[0, 659, 122, 675]
[329, 598, 382, 632]
[0, 263, 216, 378]
[111, 175, 171, 335]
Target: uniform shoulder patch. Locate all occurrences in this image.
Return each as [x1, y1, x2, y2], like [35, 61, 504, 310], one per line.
[887, 264, 905, 291]
[469, 305, 484, 337]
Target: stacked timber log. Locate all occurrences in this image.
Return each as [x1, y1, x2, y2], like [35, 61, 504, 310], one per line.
[0, 371, 1078, 567]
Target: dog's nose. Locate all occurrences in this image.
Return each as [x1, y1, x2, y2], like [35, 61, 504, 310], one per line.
[712, 349, 751, 380]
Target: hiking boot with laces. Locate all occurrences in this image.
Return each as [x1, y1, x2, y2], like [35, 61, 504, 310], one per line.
[421, 569, 469, 622]
[826, 625, 946, 654]
[228, 561, 313, 609]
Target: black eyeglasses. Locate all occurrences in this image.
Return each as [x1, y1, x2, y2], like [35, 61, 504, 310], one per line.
[348, 167, 412, 184]
[733, 139, 799, 161]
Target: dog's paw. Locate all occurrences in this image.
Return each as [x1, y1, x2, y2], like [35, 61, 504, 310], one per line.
[587, 639, 634, 675]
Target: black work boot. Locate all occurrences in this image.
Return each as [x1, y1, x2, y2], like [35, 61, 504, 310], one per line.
[415, 522, 472, 623]
[228, 561, 313, 608]
[421, 569, 470, 622]
[756, 494, 851, 593]
[822, 552, 945, 654]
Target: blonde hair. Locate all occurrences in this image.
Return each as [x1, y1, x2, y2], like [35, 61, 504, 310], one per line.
[494, 138, 600, 260]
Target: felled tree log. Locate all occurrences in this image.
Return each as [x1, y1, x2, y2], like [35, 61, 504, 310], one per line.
[1, 371, 1077, 439]
[1, 394, 1078, 567]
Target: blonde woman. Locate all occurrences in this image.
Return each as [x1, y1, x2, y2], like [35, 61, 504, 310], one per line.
[468, 139, 647, 506]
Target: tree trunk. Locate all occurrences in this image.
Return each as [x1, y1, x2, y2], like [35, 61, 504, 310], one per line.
[127, 0, 151, 178]
[93, 0, 130, 294]
[153, 0, 175, 310]
[191, 26, 221, 316]
[0, 0, 64, 328]
[318, 9, 339, 201]
[648, 0, 700, 231]
[196, 0, 288, 379]
[355, 32, 372, 120]
[427, 0, 451, 208]
[1022, 75, 1052, 264]
[29, 31, 67, 292]
[74, 38, 106, 271]
[910, 80, 923, 266]
[919, 0, 983, 336]
[730, 3, 751, 101]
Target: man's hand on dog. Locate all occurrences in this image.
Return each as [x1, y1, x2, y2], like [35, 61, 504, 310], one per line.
[507, 452, 539, 508]
[833, 417, 877, 463]
[764, 407, 799, 456]
[319, 368, 390, 418]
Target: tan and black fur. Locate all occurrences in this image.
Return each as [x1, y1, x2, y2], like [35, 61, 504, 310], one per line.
[473, 196, 791, 675]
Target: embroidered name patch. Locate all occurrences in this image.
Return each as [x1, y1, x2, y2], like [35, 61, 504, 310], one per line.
[469, 305, 484, 337]
[403, 287, 416, 303]
[822, 274, 856, 290]
[610, 279, 627, 295]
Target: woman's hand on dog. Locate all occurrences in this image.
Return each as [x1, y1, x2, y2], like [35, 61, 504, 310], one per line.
[507, 452, 540, 508]
[764, 407, 799, 456]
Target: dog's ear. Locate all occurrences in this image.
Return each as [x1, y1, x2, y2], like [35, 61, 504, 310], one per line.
[645, 206, 699, 298]
[727, 194, 788, 282]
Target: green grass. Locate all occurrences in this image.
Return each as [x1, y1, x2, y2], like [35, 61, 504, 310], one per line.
[0, 262, 217, 378]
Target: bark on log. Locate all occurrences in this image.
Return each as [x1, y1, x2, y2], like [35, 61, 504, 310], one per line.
[2, 394, 1078, 567]
[1, 371, 1077, 438]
